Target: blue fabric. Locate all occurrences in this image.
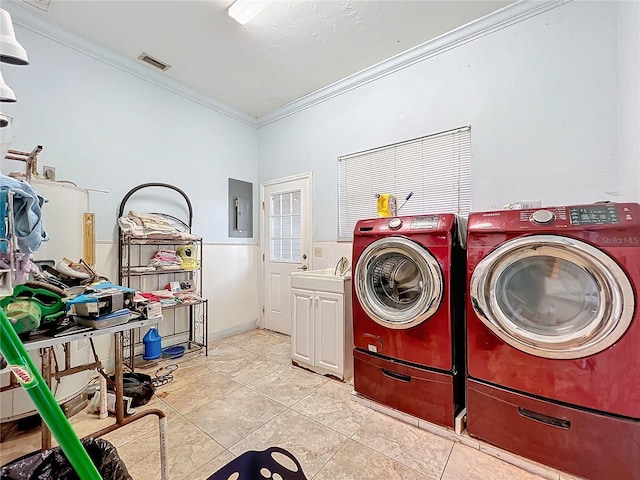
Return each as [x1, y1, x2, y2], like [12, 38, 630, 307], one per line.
[0, 175, 48, 253]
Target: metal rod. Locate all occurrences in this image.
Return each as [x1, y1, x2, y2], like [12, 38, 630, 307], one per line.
[114, 331, 124, 423]
[64, 343, 71, 370]
[40, 348, 51, 450]
[99, 374, 108, 420]
[86, 408, 170, 480]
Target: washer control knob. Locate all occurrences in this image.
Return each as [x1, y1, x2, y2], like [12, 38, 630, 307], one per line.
[388, 218, 403, 230]
[531, 210, 555, 225]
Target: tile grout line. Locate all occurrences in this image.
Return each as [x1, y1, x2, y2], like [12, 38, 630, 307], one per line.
[438, 442, 456, 480]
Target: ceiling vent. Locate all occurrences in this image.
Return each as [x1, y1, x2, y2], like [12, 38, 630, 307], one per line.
[137, 52, 171, 72]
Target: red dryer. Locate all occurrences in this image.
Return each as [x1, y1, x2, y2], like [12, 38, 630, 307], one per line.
[466, 202, 640, 480]
[352, 214, 466, 428]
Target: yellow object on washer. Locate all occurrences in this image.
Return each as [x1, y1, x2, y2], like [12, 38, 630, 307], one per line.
[377, 194, 397, 218]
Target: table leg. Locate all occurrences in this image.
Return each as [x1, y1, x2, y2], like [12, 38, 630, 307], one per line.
[114, 332, 124, 423]
[40, 347, 51, 450]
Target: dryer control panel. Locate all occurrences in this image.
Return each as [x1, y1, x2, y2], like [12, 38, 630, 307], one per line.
[410, 215, 439, 230]
[470, 202, 639, 232]
[569, 205, 620, 225]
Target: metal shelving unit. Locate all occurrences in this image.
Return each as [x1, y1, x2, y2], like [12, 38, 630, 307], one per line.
[117, 183, 208, 370]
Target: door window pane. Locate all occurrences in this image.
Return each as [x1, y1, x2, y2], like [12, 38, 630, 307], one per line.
[271, 196, 281, 216]
[282, 216, 291, 237]
[282, 239, 292, 259]
[292, 192, 301, 215]
[495, 256, 600, 336]
[292, 216, 301, 238]
[270, 191, 302, 263]
[271, 217, 281, 237]
[272, 239, 282, 260]
[292, 238, 301, 259]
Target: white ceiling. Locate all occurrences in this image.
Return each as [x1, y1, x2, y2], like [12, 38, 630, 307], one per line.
[17, 0, 514, 119]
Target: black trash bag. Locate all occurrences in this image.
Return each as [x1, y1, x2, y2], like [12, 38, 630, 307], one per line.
[0, 437, 132, 480]
[108, 372, 155, 407]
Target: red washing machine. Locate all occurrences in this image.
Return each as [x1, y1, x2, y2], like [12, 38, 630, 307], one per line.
[466, 202, 640, 480]
[352, 214, 466, 428]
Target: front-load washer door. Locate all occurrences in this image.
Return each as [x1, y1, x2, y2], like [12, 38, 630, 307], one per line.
[470, 234, 635, 359]
[355, 236, 443, 329]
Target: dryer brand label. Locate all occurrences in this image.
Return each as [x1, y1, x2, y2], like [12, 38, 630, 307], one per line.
[601, 236, 640, 245]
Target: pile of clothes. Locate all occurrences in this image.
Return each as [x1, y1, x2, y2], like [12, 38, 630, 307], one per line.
[118, 211, 200, 240]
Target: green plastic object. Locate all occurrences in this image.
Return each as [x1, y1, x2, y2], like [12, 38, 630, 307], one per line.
[4, 300, 41, 334]
[0, 309, 102, 480]
[0, 284, 66, 335]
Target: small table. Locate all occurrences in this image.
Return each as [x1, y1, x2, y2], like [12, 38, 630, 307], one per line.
[22, 317, 161, 448]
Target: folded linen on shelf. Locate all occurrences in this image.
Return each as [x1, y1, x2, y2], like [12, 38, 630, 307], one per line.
[118, 210, 200, 240]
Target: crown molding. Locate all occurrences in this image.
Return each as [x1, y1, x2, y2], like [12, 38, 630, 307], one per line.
[257, 0, 569, 127]
[3, 0, 568, 130]
[3, 1, 259, 127]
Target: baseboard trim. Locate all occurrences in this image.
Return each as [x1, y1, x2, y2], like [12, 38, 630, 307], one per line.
[208, 321, 257, 342]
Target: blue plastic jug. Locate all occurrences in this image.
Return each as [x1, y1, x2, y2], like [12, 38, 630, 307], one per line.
[143, 328, 162, 360]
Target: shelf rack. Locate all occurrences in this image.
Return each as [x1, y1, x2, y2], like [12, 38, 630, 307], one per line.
[117, 183, 208, 370]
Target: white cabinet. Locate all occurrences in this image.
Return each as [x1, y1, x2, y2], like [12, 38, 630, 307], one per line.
[291, 269, 353, 381]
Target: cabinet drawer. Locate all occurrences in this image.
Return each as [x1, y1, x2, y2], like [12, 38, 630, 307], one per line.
[354, 349, 455, 428]
[466, 379, 640, 480]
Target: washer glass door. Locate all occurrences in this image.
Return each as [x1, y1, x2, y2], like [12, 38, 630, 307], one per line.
[355, 237, 443, 329]
[470, 234, 634, 359]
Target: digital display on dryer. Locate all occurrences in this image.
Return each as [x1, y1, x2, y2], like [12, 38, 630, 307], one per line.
[410, 216, 439, 229]
[569, 206, 620, 225]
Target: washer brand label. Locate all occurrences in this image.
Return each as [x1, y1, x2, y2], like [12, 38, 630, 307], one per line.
[10, 365, 36, 386]
[601, 236, 640, 245]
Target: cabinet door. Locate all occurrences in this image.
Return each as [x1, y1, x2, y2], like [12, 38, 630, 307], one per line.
[291, 288, 314, 366]
[315, 291, 344, 376]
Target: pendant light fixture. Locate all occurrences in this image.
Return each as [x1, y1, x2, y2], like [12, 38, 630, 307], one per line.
[0, 71, 17, 103]
[1, 7, 30, 163]
[0, 8, 29, 65]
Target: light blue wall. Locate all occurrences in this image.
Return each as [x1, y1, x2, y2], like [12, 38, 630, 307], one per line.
[1, 18, 258, 243]
[618, 0, 640, 202]
[258, 1, 639, 242]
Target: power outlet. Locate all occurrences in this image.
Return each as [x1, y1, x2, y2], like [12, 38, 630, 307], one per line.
[43, 165, 56, 180]
[313, 247, 323, 257]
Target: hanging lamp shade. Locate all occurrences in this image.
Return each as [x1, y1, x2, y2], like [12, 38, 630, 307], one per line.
[0, 71, 16, 102]
[0, 9, 29, 66]
[0, 112, 11, 128]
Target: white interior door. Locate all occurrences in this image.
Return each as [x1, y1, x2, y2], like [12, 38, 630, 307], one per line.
[261, 173, 312, 334]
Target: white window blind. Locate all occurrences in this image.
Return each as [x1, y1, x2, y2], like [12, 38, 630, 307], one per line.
[338, 126, 471, 241]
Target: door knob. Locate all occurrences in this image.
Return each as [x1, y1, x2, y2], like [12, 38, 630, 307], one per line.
[297, 265, 308, 270]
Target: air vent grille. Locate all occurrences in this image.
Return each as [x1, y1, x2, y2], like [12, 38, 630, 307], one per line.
[137, 52, 171, 71]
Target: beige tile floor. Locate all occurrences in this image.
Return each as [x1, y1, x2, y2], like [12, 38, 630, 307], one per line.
[0, 329, 578, 480]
